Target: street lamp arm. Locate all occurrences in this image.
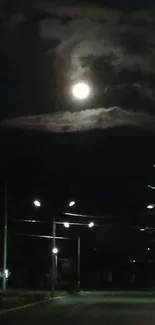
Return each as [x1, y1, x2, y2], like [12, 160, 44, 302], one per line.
[64, 212, 96, 218]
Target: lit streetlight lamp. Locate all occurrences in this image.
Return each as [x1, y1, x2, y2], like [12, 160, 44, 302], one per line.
[72, 82, 90, 100]
[69, 201, 75, 207]
[52, 247, 58, 254]
[147, 204, 154, 209]
[33, 199, 41, 207]
[148, 185, 155, 189]
[52, 247, 58, 289]
[64, 222, 70, 228]
[63, 218, 95, 292]
[88, 222, 94, 228]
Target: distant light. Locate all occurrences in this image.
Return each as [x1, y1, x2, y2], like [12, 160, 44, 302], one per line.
[148, 247, 151, 251]
[148, 185, 155, 189]
[4, 269, 10, 279]
[147, 204, 154, 209]
[69, 201, 75, 207]
[64, 222, 70, 228]
[72, 82, 90, 100]
[140, 228, 145, 232]
[52, 248, 58, 254]
[33, 200, 41, 207]
[133, 260, 136, 263]
[88, 222, 94, 228]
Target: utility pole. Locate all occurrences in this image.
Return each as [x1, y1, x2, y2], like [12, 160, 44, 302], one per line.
[77, 236, 80, 292]
[52, 216, 56, 296]
[3, 181, 8, 291]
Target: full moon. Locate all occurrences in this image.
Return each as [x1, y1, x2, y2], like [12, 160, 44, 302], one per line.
[72, 82, 90, 100]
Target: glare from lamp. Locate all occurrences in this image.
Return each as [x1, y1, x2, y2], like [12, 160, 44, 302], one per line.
[64, 222, 70, 228]
[33, 199, 41, 207]
[147, 204, 154, 209]
[52, 247, 58, 254]
[4, 269, 9, 278]
[69, 201, 75, 207]
[88, 222, 94, 228]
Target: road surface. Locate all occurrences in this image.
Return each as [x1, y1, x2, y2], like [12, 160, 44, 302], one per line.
[2, 291, 155, 325]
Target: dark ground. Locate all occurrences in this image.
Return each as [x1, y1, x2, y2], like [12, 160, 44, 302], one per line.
[2, 291, 155, 325]
[0, 290, 67, 311]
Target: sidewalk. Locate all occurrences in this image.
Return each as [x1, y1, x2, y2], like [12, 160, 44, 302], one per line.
[0, 290, 67, 311]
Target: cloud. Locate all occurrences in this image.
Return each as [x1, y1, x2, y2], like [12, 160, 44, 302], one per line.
[1, 2, 155, 132]
[38, 7, 155, 95]
[1, 107, 154, 132]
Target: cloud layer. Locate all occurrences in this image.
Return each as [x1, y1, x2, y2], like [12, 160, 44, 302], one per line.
[2, 108, 154, 133]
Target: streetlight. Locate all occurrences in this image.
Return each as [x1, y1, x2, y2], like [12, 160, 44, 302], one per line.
[72, 82, 90, 100]
[53, 205, 96, 294]
[52, 247, 58, 254]
[69, 200, 75, 207]
[147, 204, 154, 209]
[52, 200, 75, 295]
[148, 185, 155, 189]
[88, 222, 94, 228]
[52, 247, 58, 288]
[63, 219, 95, 292]
[3, 181, 8, 291]
[148, 247, 150, 251]
[64, 222, 70, 228]
[33, 199, 41, 207]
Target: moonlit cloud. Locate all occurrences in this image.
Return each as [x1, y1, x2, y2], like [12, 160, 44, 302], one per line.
[2, 108, 154, 132]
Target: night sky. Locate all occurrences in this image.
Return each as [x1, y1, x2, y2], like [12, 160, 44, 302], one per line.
[1, 0, 155, 130]
[1, 0, 155, 286]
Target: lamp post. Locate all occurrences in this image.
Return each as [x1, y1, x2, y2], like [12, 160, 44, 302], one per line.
[33, 200, 75, 296]
[3, 181, 8, 291]
[52, 216, 56, 296]
[32, 199, 95, 294]
[52, 246, 58, 291]
[77, 236, 80, 292]
[51, 201, 75, 296]
[32, 199, 57, 295]
[62, 220, 94, 292]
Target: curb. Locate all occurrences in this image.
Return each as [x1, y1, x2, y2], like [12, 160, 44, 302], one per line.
[0, 295, 65, 316]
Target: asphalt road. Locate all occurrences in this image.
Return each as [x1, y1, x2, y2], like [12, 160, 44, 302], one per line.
[2, 291, 155, 325]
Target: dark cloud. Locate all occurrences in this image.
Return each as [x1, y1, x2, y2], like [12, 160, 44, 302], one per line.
[1, 2, 155, 132]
